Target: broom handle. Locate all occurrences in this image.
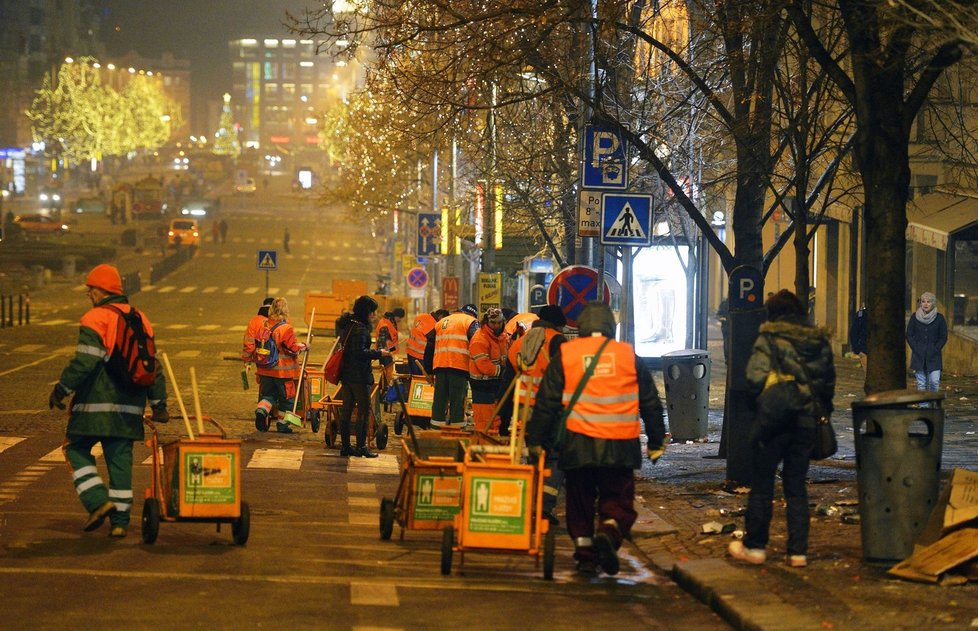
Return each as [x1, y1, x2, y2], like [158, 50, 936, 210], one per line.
[161, 352, 194, 440]
[291, 308, 315, 415]
[189, 366, 204, 435]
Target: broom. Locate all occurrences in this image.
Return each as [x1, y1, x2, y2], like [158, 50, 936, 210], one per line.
[282, 308, 315, 427]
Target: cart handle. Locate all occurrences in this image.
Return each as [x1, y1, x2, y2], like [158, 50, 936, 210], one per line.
[142, 414, 227, 439]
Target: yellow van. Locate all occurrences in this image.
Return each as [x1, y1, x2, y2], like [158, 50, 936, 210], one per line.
[168, 218, 200, 247]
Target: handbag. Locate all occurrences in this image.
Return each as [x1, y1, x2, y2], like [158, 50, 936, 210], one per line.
[323, 328, 352, 385]
[810, 413, 838, 460]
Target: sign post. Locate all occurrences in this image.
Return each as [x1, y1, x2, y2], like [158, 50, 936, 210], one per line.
[256, 250, 278, 298]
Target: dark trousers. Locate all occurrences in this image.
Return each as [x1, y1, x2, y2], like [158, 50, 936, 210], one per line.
[564, 467, 636, 548]
[339, 382, 371, 449]
[744, 427, 815, 556]
[431, 369, 468, 424]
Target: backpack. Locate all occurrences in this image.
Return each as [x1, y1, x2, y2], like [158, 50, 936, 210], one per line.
[254, 320, 285, 368]
[101, 304, 157, 389]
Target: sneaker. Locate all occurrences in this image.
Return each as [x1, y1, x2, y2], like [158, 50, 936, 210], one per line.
[83, 501, 116, 532]
[356, 446, 379, 458]
[276, 422, 293, 434]
[728, 540, 766, 565]
[787, 555, 808, 568]
[109, 526, 127, 538]
[575, 559, 598, 575]
[255, 412, 269, 432]
[593, 532, 620, 576]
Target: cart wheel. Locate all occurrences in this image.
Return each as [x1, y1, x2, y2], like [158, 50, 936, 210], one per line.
[543, 529, 556, 580]
[310, 410, 321, 434]
[376, 423, 389, 451]
[441, 525, 454, 576]
[379, 497, 395, 540]
[141, 497, 161, 545]
[232, 501, 251, 545]
[394, 411, 404, 436]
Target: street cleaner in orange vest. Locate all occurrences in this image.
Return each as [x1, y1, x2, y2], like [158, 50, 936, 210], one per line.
[526, 301, 666, 576]
[254, 297, 308, 434]
[49, 264, 168, 538]
[406, 308, 450, 376]
[430, 304, 480, 428]
[497, 305, 567, 522]
[241, 297, 274, 395]
[468, 308, 509, 433]
[375, 307, 405, 386]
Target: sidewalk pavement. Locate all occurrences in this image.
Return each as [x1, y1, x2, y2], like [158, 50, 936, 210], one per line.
[626, 338, 978, 630]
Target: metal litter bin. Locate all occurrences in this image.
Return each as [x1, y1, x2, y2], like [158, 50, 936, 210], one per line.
[661, 349, 710, 442]
[852, 389, 944, 565]
[62, 255, 77, 278]
[30, 265, 45, 289]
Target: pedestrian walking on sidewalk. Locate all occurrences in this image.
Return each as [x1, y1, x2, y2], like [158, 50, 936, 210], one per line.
[335, 296, 389, 457]
[527, 301, 666, 576]
[49, 264, 169, 538]
[849, 304, 869, 370]
[906, 291, 947, 393]
[729, 289, 835, 568]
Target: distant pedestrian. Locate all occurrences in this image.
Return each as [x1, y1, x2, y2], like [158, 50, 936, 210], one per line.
[526, 301, 666, 576]
[219, 218, 228, 244]
[906, 291, 947, 393]
[49, 264, 169, 538]
[283, 227, 291, 254]
[729, 289, 835, 569]
[212, 221, 220, 244]
[849, 304, 869, 370]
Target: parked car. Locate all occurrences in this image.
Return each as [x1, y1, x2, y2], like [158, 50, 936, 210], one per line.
[235, 177, 257, 195]
[14, 214, 70, 235]
[168, 218, 200, 247]
[73, 197, 107, 214]
[179, 197, 219, 217]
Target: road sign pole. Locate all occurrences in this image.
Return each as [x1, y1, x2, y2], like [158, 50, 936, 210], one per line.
[265, 270, 269, 299]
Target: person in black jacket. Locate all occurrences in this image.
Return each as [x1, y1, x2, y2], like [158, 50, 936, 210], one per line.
[849, 305, 868, 370]
[729, 289, 835, 569]
[906, 291, 947, 393]
[335, 296, 390, 458]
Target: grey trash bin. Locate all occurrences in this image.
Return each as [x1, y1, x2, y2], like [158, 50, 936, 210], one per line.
[30, 265, 45, 289]
[852, 389, 944, 565]
[62, 255, 77, 278]
[661, 349, 710, 442]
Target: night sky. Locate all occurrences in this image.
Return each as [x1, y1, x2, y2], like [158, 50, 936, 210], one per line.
[98, 0, 314, 132]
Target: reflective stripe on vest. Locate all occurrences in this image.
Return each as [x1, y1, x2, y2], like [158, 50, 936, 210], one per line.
[433, 312, 476, 371]
[468, 327, 506, 380]
[561, 336, 640, 439]
[406, 313, 436, 359]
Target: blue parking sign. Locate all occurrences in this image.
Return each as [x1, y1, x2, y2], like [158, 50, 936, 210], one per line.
[582, 123, 628, 190]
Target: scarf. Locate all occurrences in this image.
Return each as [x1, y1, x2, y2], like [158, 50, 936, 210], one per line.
[915, 292, 938, 325]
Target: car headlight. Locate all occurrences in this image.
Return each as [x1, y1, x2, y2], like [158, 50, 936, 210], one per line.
[168, 230, 175, 237]
[40, 193, 49, 201]
[181, 209, 189, 215]
[53, 194, 61, 202]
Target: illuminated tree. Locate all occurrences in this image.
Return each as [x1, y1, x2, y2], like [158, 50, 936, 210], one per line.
[212, 93, 241, 159]
[120, 73, 178, 151]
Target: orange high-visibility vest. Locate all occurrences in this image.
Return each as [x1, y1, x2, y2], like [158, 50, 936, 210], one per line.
[242, 314, 268, 361]
[433, 312, 477, 371]
[374, 316, 399, 352]
[560, 335, 640, 439]
[509, 326, 561, 408]
[469, 326, 508, 380]
[406, 313, 436, 360]
[504, 312, 539, 338]
[256, 319, 301, 379]
[82, 301, 155, 352]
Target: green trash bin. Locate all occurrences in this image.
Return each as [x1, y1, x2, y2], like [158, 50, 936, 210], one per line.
[852, 389, 944, 565]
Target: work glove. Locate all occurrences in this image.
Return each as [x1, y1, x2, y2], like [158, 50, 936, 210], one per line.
[647, 443, 666, 464]
[48, 383, 69, 410]
[297, 342, 309, 352]
[151, 403, 170, 424]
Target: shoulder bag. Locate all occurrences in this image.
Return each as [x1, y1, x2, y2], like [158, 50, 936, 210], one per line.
[324, 327, 353, 385]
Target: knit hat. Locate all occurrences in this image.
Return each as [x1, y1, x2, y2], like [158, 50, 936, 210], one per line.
[577, 301, 616, 337]
[460, 304, 479, 318]
[538, 304, 567, 328]
[258, 297, 274, 316]
[85, 264, 123, 295]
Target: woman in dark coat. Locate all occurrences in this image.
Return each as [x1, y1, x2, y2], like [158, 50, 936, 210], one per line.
[728, 289, 835, 569]
[335, 295, 390, 457]
[906, 291, 947, 393]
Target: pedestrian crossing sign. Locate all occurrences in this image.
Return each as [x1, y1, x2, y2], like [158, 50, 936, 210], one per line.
[600, 194, 653, 246]
[257, 250, 278, 271]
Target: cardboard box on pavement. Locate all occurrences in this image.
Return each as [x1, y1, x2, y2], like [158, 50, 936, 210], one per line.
[918, 468, 978, 546]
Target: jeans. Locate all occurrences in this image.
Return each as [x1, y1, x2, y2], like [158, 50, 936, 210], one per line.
[744, 426, 815, 556]
[915, 370, 941, 392]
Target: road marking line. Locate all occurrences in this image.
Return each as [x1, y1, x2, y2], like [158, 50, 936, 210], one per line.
[224, 287, 239, 293]
[142, 285, 156, 291]
[0, 437, 26, 454]
[36, 319, 72, 327]
[179, 286, 197, 293]
[228, 325, 247, 331]
[41, 443, 100, 461]
[348, 482, 376, 493]
[351, 583, 399, 607]
[198, 324, 221, 330]
[201, 286, 219, 293]
[243, 287, 260, 294]
[165, 324, 190, 329]
[0, 353, 64, 378]
[222, 253, 232, 258]
[348, 497, 378, 508]
[347, 454, 399, 475]
[247, 448, 304, 470]
[13, 344, 45, 352]
[174, 350, 200, 358]
[157, 286, 177, 293]
[286, 288, 300, 296]
[348, 514, 376, 526]
[268, 287, 280, 295]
